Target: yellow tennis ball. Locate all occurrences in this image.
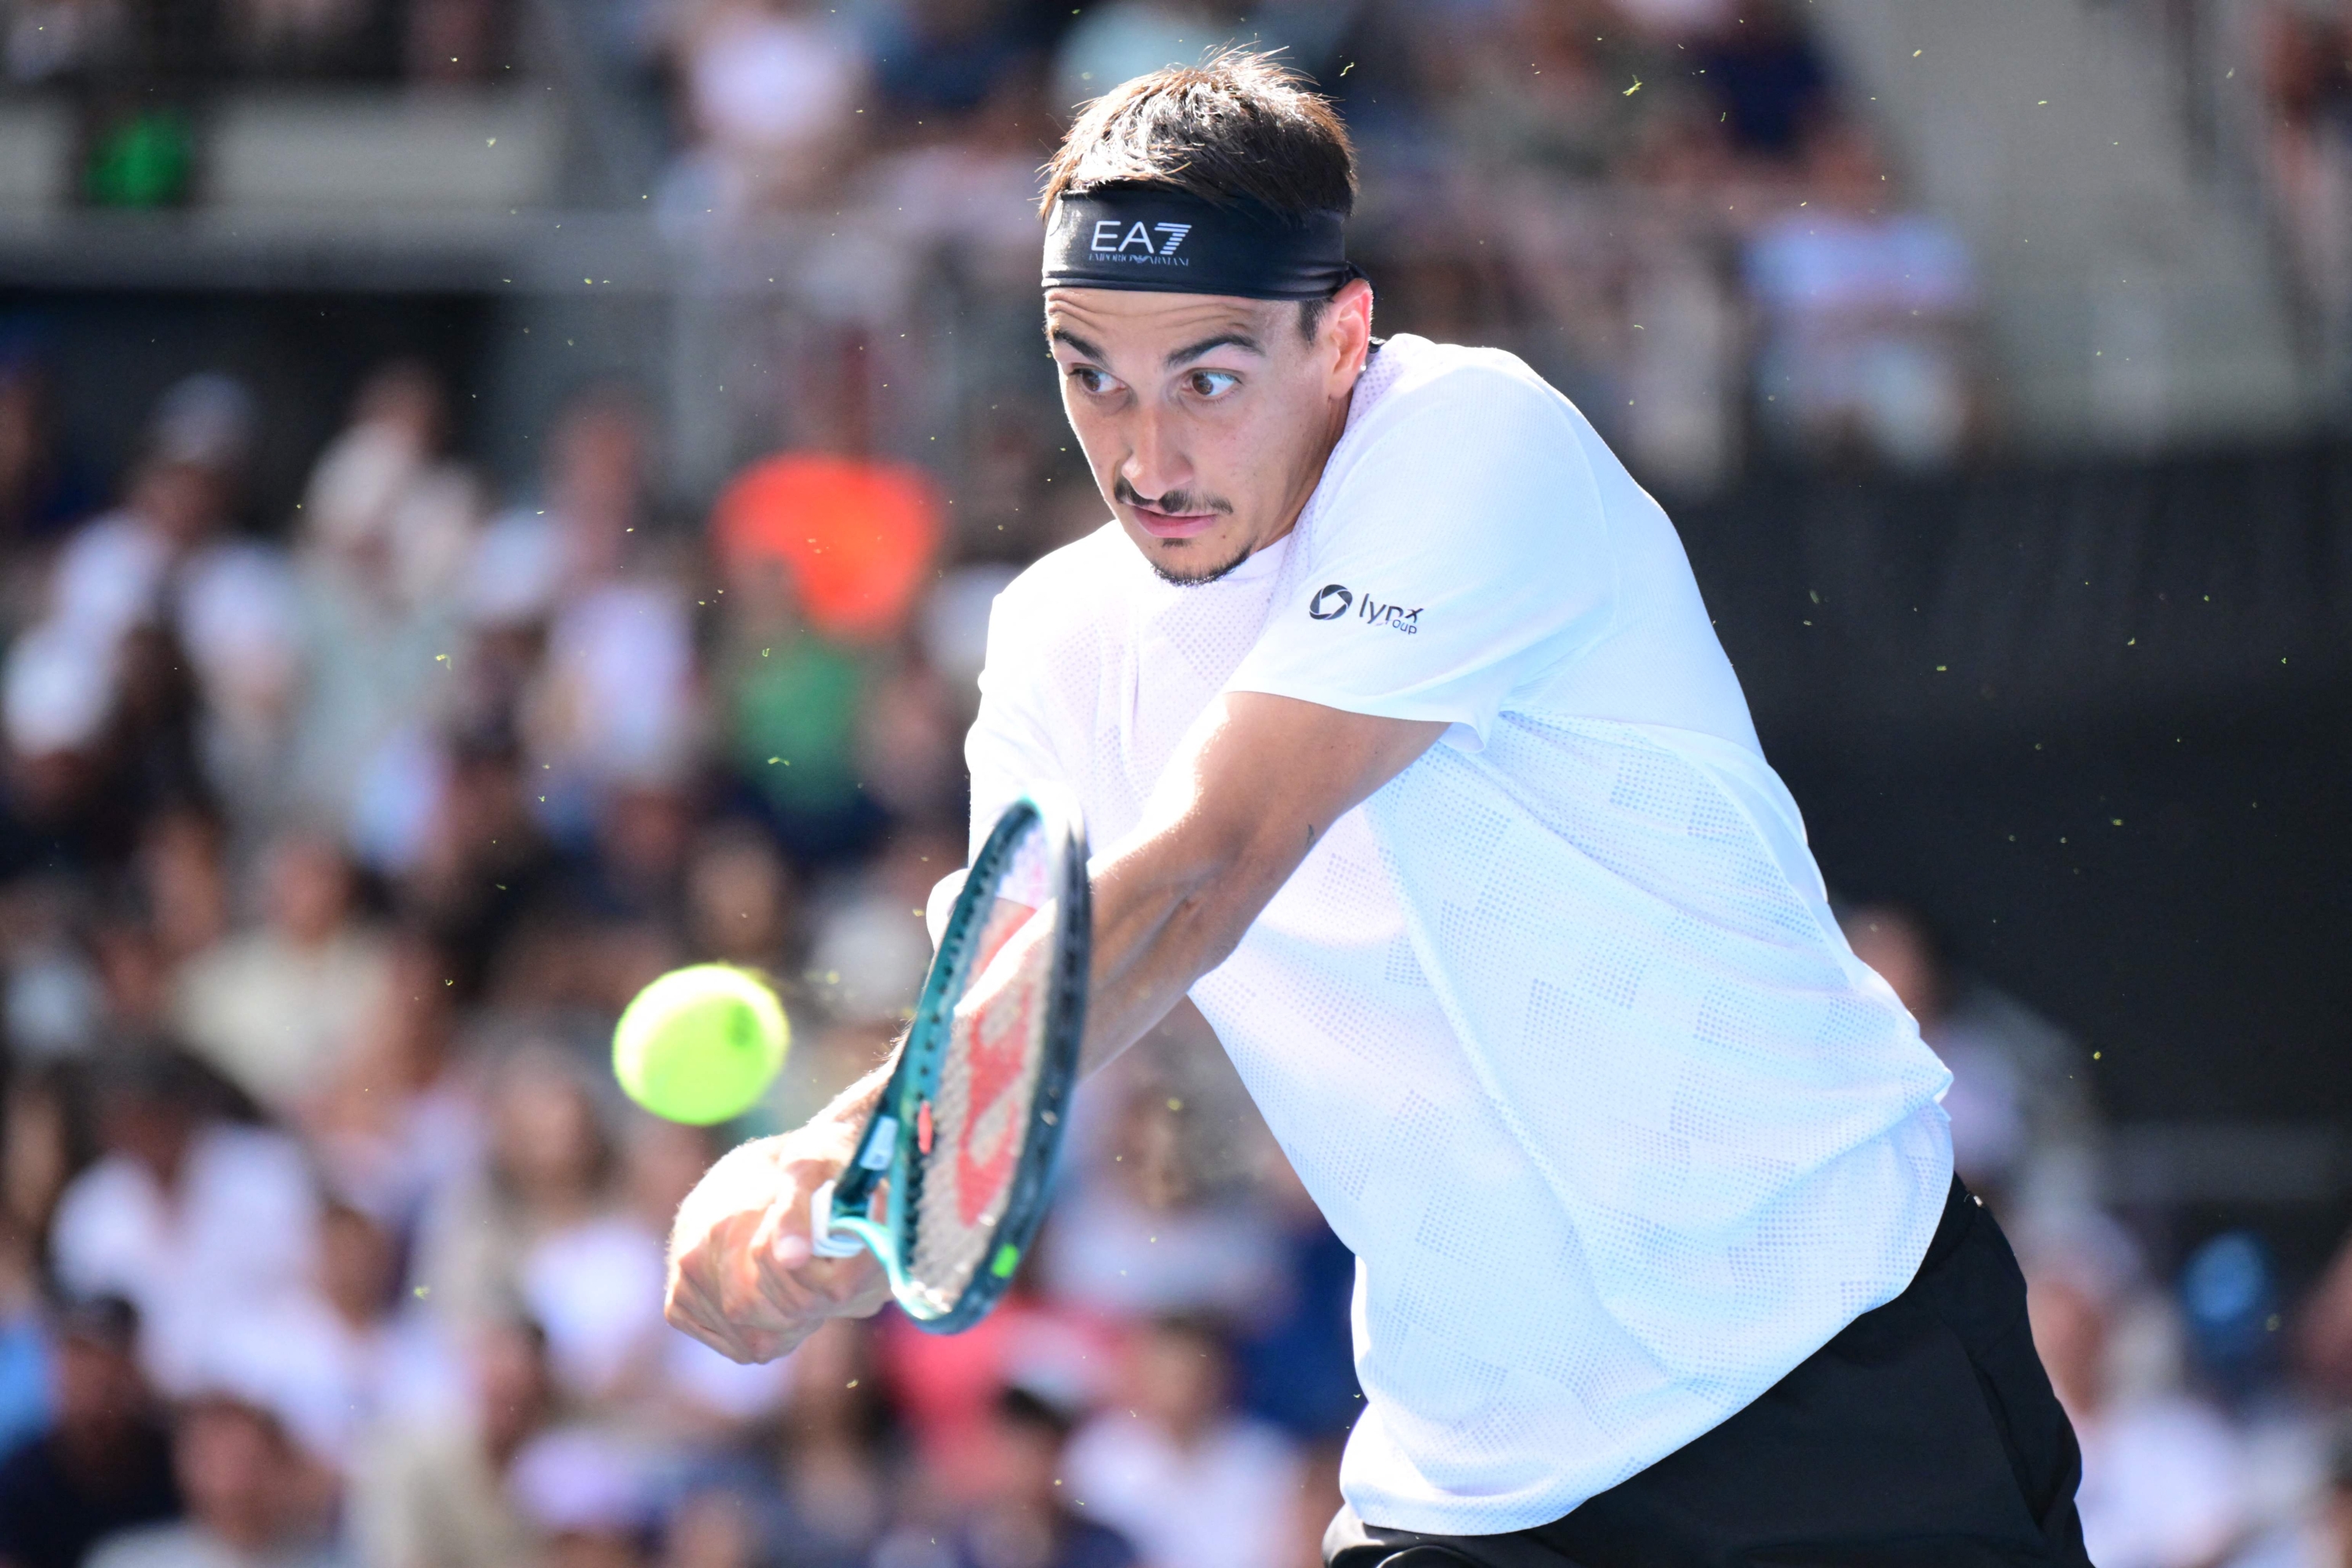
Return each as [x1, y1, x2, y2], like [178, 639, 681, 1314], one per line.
[612, 964, 789, 1125]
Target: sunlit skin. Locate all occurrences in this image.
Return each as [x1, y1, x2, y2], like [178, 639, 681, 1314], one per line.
[663, 275, 1449, 1367]
[1046, 278, 1377, 583]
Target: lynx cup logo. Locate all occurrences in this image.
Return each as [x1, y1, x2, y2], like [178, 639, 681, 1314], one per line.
[1308, 583, 1422, 633]
[1087, 220, 1193, 267]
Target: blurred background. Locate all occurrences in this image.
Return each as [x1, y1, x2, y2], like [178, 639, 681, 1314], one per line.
[0, 0, 2343, 1565]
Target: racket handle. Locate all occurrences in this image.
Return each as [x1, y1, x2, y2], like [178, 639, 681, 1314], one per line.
[808, 1178, 864, 1259]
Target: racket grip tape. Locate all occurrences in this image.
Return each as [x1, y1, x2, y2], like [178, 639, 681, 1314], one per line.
[807, 1178, 864, 1259]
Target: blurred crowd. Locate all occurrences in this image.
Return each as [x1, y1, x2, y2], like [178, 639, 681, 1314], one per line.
[0, 346, 1368, 1568]
[0, 3, 2337, 1567]
[0, 0, 1990, 484]
[638, 0, 1985, 481]
[2, 339, 2352, 1568]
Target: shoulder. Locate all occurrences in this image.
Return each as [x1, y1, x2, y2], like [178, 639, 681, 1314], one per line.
[1323, 338, 1598, 517]
[187, 1123, 315, 1201]
[1354, 336, 1579, 445]
[53, 1153, 152, 1229]
[1302, 337, 1610, 572]
[985, 522, 1135, 655]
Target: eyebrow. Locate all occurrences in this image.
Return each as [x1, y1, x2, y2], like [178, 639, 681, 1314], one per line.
[1164, 331, 1263, 369]
[1047, 325, 1109, 361]
[1044, 324, 1265, 369]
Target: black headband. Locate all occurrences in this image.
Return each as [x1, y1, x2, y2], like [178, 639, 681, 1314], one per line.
[1041, 188, 1359, 301]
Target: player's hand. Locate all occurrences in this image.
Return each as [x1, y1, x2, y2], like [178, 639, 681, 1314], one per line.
[663, 1118, 891, 1364]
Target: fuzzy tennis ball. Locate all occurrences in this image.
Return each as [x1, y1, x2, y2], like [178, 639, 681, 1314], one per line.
[612, 964, 789, 1125]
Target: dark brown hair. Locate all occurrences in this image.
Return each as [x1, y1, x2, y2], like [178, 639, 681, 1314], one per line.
[1040, 48, 1356, 223]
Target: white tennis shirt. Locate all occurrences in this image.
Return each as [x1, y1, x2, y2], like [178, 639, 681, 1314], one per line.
[963, 333, 1955, 1534]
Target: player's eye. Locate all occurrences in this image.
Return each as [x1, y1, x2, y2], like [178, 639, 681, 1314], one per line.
[1185, 369, 1240, 399]
[1066, 365, 1115, 396]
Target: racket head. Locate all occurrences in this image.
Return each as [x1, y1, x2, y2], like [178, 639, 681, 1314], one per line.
[831, 790, 1089, 1333]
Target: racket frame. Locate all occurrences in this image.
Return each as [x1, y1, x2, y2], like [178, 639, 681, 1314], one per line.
[808, 791, 1088, 1334]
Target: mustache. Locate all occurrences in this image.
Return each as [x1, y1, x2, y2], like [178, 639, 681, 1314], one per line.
[1112, 477, 1233, 517]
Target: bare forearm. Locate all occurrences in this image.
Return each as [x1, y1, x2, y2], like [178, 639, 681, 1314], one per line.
[1071, 695, 1445, 1073]
[1076, 815, 1302, 1072]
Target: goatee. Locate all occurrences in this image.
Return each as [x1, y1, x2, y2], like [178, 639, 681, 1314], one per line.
[1149, 540, 1254, 587]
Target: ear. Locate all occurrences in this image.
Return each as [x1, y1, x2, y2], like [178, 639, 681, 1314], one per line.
[1323, 277, 1375, 392]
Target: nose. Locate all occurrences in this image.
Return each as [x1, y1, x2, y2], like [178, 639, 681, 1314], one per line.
[1118, 405, 1189, 505]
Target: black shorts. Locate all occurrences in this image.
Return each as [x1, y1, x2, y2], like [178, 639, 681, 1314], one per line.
[1325, 1178, 2092, 1568]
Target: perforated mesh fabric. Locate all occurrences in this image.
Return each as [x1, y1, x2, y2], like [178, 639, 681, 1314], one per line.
[963, 335, 1954, 1535]
[902, 842, 1054, 1316]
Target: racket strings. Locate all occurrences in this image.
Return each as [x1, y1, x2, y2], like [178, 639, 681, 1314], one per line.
[904, 888, 1054, 1313]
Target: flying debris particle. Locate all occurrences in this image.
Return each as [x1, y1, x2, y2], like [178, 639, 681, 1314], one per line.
[1339, 60, 1354, 75]
[1912, 48, 1921, 56]
[1624, 77, 1642, 95]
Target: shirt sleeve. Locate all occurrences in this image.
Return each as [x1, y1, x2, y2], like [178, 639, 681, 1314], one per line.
[1225, 361, 1617, 748]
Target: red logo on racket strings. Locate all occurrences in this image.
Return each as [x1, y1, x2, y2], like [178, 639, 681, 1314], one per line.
[952, 979, 1035, 1227]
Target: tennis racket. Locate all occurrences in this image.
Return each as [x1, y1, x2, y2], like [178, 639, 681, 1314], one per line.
[808, 791, 1090, 1334]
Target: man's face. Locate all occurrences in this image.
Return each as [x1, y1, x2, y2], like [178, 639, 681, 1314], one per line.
[1046, 281, 1372, 585]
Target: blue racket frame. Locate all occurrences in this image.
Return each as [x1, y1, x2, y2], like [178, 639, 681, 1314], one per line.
[810, 791, 1089, 1334]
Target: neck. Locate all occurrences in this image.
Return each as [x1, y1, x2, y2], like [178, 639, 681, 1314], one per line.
[1260, 379, 1357, 555]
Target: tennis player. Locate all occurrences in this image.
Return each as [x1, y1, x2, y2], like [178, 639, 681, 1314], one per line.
[668, 52, 2091, 1566]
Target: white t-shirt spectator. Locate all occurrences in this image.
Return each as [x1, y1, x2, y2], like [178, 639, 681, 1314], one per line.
[964, 334, 1954, 1533]
[1064, 1410, 1301, 1568]
[50, 1123, 321, 1397]
[2074, 1396, 2249, 1568]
